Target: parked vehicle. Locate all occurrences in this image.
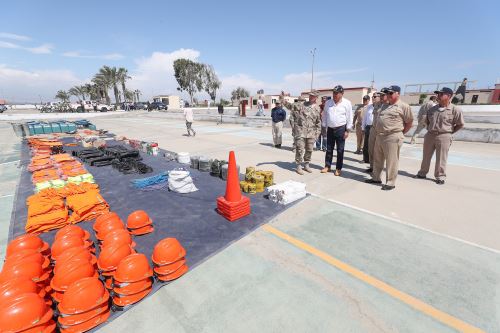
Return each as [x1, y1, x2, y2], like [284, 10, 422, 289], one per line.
[0, 105, 7, 113]
[133, 102, 147, 110]
[150, 101, 167, 110]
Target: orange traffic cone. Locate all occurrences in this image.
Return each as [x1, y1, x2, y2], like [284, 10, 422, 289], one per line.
[216, 151, 251, 221]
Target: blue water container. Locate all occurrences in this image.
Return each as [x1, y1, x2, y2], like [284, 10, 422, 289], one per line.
[51, 122, 61, 133]
[33, 123, 44, 135]
[89, 124, 96, 130]
[42, 123, 52, 134]
[66, 123, 77, 132]
[59, 122, 69, 132]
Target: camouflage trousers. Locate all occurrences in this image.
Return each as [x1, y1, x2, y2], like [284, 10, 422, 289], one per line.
[295, 137, 315, 164]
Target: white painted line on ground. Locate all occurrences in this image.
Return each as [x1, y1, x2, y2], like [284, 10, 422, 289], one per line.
[0, 194, 14, 198]
[0, 160, 20, 165]
[310, 193, 500, 255]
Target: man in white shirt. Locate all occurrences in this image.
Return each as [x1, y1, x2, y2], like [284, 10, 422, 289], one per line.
[361, 94, 376, 163]
[183, 108, 196, 136]
[256, 96, 264, 116]
[320, 85, 353, 176]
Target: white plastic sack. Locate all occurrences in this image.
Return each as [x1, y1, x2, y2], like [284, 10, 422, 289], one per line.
[168, 170, 198, 193]
[266, 180, 306, 205]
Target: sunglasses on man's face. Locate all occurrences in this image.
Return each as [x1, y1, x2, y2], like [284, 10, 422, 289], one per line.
[387, 91, 395, 95]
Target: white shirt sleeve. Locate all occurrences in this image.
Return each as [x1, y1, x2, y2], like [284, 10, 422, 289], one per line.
[346, 101, 353, 130]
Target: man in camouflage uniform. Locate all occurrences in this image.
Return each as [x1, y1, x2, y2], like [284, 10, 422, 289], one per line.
[282, 91, 322, 175]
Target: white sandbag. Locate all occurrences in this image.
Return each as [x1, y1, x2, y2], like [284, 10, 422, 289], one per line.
[266, 180, 306, 205]
[177, 152, 191, 164]
[168, 170, 198, 193]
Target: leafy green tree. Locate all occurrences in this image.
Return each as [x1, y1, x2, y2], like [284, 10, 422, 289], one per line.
[69, 86, 87, 101]
[173, 58, 203, 104]
[92, 74, 111, 105]
[201, 64, 221, 103]
[231, 87, 249, 106]
[55, 90, 70, 103]
[117, 67, 131, 102]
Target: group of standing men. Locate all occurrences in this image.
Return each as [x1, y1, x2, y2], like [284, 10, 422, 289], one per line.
[271, 84, 465, 190]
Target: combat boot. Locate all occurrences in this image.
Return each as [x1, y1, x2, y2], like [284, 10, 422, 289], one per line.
[303, 163, 312, 173]
[295, 165, 304, 175]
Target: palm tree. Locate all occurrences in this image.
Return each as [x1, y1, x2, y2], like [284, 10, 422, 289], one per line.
[134, 89, 141, 102]
[92, 73, 111, 105]
[55, 90, 70, 103]
[117, 68, 131, 102]
[69, 86, 86, 101]
[97, 66, 121, 109]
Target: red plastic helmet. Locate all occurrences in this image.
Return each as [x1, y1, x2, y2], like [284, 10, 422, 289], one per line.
[55, 225, 90, 241]
[58, 301, 109, 326]
[0, 292, 53, 332]
[4, 248, 50, 270]
[113, 278, 152, 296]
[113, 253, 153, 283]
[0, 277, 41, 303]
[58, 309, 110, 333]
[58, 277, 109, 315]
[151, 238, 186, 265]
[51, 236, 92, 260]
[94, 211, 121, 233]
[102, 228, 136, 249]
[154, 258, 186, 275]
[112, 285, 152, 307]
[0, 260, 49, 283]
[96, 218, 126, 241]
[50, 260, 96, 291]
[128, 224, 154, 236]
[54, 247, 97, 272]
[156, 264, 189, 282]
[126, 210, 152, 229]
[97, 243, 133, 271]
[6, 234, 49, 257]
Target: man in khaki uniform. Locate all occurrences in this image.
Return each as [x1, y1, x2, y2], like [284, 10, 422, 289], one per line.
[365, 85, 413, 190]
[366, 89, 388, 173]
[283, 91, 322, 175]
[353, 95, 370, 154]
[415, 87, 464, 184]
[410, 95, 437, 144]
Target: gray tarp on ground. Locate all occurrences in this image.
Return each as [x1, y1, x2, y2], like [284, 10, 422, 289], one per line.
[8, 137, 298, 329]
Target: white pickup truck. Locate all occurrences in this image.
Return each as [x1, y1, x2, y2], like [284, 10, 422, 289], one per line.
[71, 101, 113, 112]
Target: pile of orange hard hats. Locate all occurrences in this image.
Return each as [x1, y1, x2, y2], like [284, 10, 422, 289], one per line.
[0, 292, 56, 332]
[50, 226, 97, 303]
[152, 238, 189, 282]
[112, 253, 153, 308]
[126, 210, 154, 235]
[57, 277, 110, 332]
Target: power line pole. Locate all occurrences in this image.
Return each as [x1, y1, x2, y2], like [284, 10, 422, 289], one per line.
[310, 48, 316, 92]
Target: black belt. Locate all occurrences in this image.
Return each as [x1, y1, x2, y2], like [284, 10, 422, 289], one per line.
[329, 125, 346, 130]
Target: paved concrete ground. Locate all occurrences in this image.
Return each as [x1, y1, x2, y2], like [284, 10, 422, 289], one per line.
[1, 114, 500, 332]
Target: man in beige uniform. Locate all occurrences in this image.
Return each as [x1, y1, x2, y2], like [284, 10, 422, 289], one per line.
[353, 95, 369, 154]
[415, 87, 464, 184]
[410, 95, 437, 144]
[365, 85, 413, 190]
[366, 89, 388, 173]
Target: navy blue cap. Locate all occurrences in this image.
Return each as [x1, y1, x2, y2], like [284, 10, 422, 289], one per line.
[386, 85, 401, 93]
[332, 85, 344, 93]
[434, 87, 453, 95]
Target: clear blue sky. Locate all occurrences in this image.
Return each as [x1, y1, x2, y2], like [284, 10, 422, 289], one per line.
[1, 0, 499, 102]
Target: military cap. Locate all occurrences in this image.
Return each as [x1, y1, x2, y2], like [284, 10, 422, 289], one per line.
[434, 87, 453, 95]
[308, 90, 320, 97]
[332, 85, 344, 93]
[386, 85, 401, 93]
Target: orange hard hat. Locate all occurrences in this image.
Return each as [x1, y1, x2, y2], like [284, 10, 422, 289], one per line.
[113, 278, 152, 296]
[54, 247, 97, 271]
[6, 234, 50, 257]
[94, 211, 121, 233]
[55, 225, 90, 241]
[128, 224, 154, 236]
[97, 243, 133, 271]
[4, 248, 50, 270]
[127, 210, 152, 229]
[58, 301, 108, 327]
[51, 289, 65, 303]
[58, 309, 110, 333]
[151, 238, 186, 266]
[50, 260, 96, 292]
[58, 277, 109, 315]
[0, 277, 41, 303]
[112, 285, 152, 308]
[154, 258, 186, 276]
[0, 292, 53, 332]
[102, 228, 136, 249]
[0, 260, 49, 284]
[113, 253, 153, 284]
[21, 319, 56, 333]
[96, 218, 126, 241]
[51, 236, 92, 260]
[104, 275, 113, 290]
[156, 264, 189, 282]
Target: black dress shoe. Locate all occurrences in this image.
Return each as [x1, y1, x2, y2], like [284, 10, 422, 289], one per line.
[381, 185, 395, 191]
[436, 179, 445, 185]
[365, 168, 373, 173]
[365, 179, 382, 184]
[414, 174, 426, 179]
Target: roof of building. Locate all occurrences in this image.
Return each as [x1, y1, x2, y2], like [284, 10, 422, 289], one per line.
[300, 87, 372, 94]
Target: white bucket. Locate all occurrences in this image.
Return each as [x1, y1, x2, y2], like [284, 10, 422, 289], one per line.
[177, 152, 191, 164]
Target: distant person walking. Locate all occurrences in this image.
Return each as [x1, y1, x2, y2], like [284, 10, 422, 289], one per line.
[454, 78, 467, 104]
[365, 85, 413, 190]
[217, 103, 224, 125]
[415, 87, 464, 185]
[361, 95, 375, 163]
[321, 85, 353, 177]
[184, 108, 196, 136]
[256, 96, 265, 116]
[271, 101, 286, 148]
[411, 95, 437, 144]
[353, 95, 370, 154]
